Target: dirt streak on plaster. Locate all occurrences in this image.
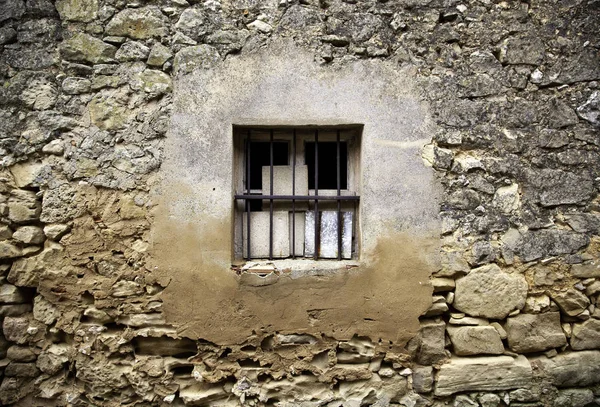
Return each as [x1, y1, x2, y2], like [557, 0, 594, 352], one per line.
[151, 200, 435, 346]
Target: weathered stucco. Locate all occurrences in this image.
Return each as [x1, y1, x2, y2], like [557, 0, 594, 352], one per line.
[151, 40, 441, 345]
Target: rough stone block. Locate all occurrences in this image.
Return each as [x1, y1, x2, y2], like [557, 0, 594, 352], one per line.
[530, 350, 600, 387]
[407, 320, 447, 365]
[0, 284, 27, 304]
[435, 355, 532, 396]
[412, 366, 433, 393]
[571, 319, 600, 350]
[505, 312, 567, 353]
[550, 289, 590, 317]
[447, 326, 504, 356]
[454, 264, 527, 319]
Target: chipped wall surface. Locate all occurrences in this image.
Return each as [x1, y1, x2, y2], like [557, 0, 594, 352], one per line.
[0, 0, 600, 406]
[152, 41, 440, 345]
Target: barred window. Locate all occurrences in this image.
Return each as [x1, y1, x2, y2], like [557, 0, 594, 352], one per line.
[233, 126, 362, 261]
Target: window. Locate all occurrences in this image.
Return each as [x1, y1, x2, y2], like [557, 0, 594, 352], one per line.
[233, 126, 362, 261]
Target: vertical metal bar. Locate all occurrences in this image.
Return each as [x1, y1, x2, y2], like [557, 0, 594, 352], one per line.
[336, 129, 342, 260]
[314, 129, 319, 260]
[246, 129, 251, 259]
[269, 129, 274, 260]
[292, 129, 296, 259]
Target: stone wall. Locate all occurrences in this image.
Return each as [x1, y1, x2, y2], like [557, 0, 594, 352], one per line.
[0, 0, 599, 406]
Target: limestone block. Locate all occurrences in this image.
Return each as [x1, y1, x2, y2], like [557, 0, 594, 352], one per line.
[454, 264, 527, 319]
[43, 224, 69, 241]
[105, 7, 168, 39]
[407, 320, 447, 365]
[8, 190, 41, 224]
[447, 326, 504, 356]
[115, 41, 150, 62]
[435, 355, 532, 396]
[0, 242, 22, 260]
[32, 296, 58, 325]
[550, 289, 590, 317]
[147, 43, 172, 67]
[12, 226, 44, 245]
[0, 225, 12, 240]
[4, 362, 39, 377]
[9, 161, 44, 188]
[570, 261, 600, 278]
[3, 316, 31, 344]
[55, 0, 98, 22]
[554, 388, 594, 407]
[412, 366, 433, 393]
[6, 346, 36, 362]
[173, 45, 220, 75]
[60, 33, 117, 64]
[571, 319, 600, 350]
[530, 350, 600, 387]
[243, 211, 289, 258]
[505, 312, 566, 353]
[492, 183, 520, 214]
[0, 284, 27, 304]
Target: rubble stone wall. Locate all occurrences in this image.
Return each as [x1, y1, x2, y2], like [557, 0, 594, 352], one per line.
[0, 0, 599, 406]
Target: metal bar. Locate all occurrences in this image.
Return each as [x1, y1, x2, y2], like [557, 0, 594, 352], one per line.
[269, 129, 274, 260]
[292, 129, 296, 259]
[235, 195, 359, 201]
[314, 129, 319, 260]
[337, 129, 342, 260]
[246, 129, 251, 259]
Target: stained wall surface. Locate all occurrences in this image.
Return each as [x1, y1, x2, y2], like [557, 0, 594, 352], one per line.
[152, 40, 441, 345]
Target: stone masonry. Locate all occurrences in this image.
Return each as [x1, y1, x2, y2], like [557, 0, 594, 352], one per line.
[0, 0, 599, 406]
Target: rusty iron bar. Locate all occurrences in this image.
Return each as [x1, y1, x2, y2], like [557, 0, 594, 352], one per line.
[314, 129, 319, 260]
[269, 129, 274, 260]
[292, 129, 296, 259]
[246, 129, 251, 259]
[337, 129, 342, 260]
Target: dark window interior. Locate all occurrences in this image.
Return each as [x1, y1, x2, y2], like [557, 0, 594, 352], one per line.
[305, 142, 348, 190]
[247, 141, 288, 211]
[248, 141, 288, 189]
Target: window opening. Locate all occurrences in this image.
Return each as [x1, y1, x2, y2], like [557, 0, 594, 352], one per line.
[234, 126, 361, 261]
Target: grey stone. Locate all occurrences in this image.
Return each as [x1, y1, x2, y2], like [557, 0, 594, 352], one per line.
[0, 225, 13, 240]
[478, 393, 501, 407]
[445, 189, 480, 210]
[516, 229, 589, 262]
[247, 19, 272, 33]
[577, 91, 600, 126]
[105, 6, 168, 39]
[4, 362, 39, 377]
[531, 350, 600, 387]
[0, 284, 27, 304]
[55, 0, 97, 22]
[2, 316, 30, 344]
[173, 45, 220, 75]
[12, 226, 44, 244]
[550, 289, 590, 317]
[553, 388, 594, 407]
[454, 264, 527, 319]
[407, 320, 447, 365]
[115, 41, 150, 62]
[505, 312, 566, 353]
[130, 69, 172, 95]
[565, 213, 600, 234]
[528, 169, 595, 207]
[62, 77, 91, 94]
[570, 261, 600, 278]
[174, 8, 208, 40]
[499, 35, 544, 65]
[0, 0, 26, 22]
[0, 304, 33, 317]
[412, 366, 433, 393]
[6, 346, 36, 362]
[0, 242, 22, 260]
[60, 33, 116, 64]
[541, 50, 600, 86]
[40, 183, 83, 223]
[492, 183, 520, 214]
[571, 319, 600, 350]
[435, 355, 532, 396]
[547, 99, 579, 129]
[0, 26, 17, 44]
[43, 224, 70, 240]
[447, 326, 504, 356]
[8, 190, 41, 224]
[147, 43, 172, 67]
